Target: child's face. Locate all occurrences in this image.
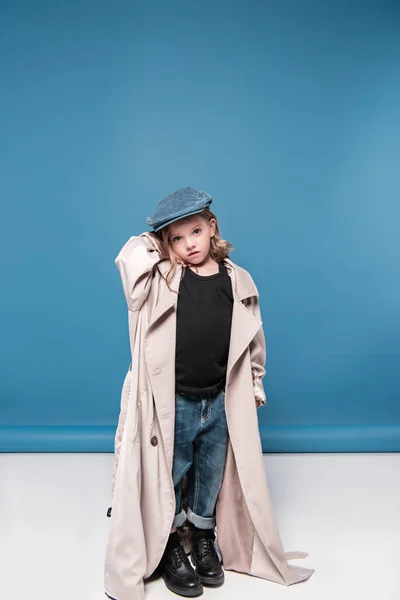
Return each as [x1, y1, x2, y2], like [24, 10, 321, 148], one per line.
[168, 215, 216, 265]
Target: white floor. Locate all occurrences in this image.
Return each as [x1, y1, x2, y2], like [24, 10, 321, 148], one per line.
[1, 453, 399, 600]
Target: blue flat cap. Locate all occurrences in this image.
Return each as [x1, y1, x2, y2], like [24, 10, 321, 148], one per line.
[147, 187, 212, 232]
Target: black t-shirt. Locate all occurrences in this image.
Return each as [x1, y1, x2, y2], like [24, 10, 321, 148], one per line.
[175, 261, 233, 396]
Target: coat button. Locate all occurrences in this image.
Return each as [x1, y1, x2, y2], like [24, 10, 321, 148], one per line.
[152, 367, 161, 375]
[151, 436, 158, 447]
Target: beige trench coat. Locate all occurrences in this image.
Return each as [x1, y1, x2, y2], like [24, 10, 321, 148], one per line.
[104, 233, 314, 600]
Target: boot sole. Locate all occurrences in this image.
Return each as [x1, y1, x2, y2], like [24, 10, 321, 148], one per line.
[161, 574, 203, 597]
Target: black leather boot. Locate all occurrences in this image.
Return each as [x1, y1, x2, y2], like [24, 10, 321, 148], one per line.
[189, 523, 224, 587]
[158, 532, 203, 597]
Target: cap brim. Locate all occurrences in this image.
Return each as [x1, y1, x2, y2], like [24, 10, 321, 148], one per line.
[152, 207, 210, 232]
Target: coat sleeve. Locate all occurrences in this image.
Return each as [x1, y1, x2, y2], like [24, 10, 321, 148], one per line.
[107, 233, 165, 511]
[115, 232, 165, 311]
[243, 295, 267, 408]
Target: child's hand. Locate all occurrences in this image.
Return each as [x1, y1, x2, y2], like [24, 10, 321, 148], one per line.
[147, 232, 168, 260]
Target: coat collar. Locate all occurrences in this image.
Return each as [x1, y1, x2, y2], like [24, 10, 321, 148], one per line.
[148, 258, 258, 331]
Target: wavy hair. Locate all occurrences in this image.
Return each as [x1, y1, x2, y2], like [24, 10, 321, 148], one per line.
[154, 208, 233, 291]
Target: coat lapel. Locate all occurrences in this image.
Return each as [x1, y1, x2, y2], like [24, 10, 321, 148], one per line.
[147, 262, 181, 330]
[224, 259, 262, 386]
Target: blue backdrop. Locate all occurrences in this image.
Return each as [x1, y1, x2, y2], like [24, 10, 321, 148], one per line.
[1, 0, 399, 452]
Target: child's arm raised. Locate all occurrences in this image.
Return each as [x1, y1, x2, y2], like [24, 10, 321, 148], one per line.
[109, 233, 167, 506]
[115, 232, 167, 311]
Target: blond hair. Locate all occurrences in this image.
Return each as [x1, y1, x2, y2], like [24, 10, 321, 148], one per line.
[154, 208, 233, 291]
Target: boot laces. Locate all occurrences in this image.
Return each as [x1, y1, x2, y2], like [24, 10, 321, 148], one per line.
[196, 536, 215, 558]
[170, 544, 190, 569]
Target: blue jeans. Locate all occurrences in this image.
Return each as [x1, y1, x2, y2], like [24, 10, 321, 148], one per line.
[171, 389, 229, 530]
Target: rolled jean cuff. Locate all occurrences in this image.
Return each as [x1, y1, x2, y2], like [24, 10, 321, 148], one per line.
[172, 509, 186, 529]
[187, 507, 216, 529]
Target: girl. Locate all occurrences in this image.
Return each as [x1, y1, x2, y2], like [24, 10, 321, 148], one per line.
[104, 188, 313, 600]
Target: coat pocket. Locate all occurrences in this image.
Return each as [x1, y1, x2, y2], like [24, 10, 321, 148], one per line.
[132, 388, 157, 443]
[126, 387, 144, 444]
[148, 392, 157, 439]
